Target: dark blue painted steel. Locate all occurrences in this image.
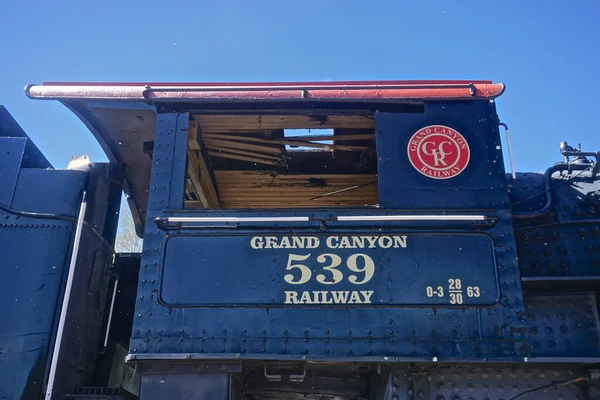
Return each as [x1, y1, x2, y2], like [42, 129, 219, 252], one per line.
[512, 170, 600, 278]
[376, 101, 507, 210]
[509, 172, 548, 215]
[525, 293, 600, 357]
[12, 169, 88, 214]
[160, 233, 499, 306]
[0, 105, 51, 168]
[5, 89, 597, 398]
[129, 103, 529, 362]
[168, 113, 189, 210]
[0, 166, 86, 399]
[0, 112, 123, 399]
[0, 221, 74, 398]
[389, 364, 594, 399]
[0, 137, 26, 206]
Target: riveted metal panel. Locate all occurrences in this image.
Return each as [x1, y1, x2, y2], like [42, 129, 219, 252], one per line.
[129, 107, 528, 362]
[0, 222, 74, 400]
[160, 233, 499, 307]
[512, 170, 600, 278]
[0, 135, 122, 399]
[517, 224, 600, 277]
[12, 169, 88, 215]
[553, 171, 600, 223]
[525, 293, 600, 357]
[509, 172, 548, 215]
[129, 219, 526, 359]
[389, 364, 592, 400]
[0, 164, 87, 399]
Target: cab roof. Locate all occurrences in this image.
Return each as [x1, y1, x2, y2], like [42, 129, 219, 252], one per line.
[26, 80, 503, 101]
[25, 80, 505, 234]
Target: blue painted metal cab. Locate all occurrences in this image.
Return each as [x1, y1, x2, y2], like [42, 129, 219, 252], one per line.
[122, 87, 526, 364]
[22, 81, 600, 399]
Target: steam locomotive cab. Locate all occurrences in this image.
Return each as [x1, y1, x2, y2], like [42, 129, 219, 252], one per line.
[134, 94, 520, 398]
[1, 81, 599, 399]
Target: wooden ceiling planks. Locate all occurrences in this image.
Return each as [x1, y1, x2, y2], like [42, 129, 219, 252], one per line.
[184, 113, 379, 209]
[192, 114, 375, 132]
[212, 171, 378, 208]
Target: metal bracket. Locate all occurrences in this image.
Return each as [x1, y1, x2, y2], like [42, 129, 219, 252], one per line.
[264, 364, 306, 383]
[264, 364, 282, 382]
[559, 141, 600, 179]
[290, 365, 307, 384]
[103, 275, 119, 348]
[499, 122, 516, 181]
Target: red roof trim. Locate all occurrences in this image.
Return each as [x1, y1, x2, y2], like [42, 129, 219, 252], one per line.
[41, 79, 493, 87]
[25, 81, 505, 101]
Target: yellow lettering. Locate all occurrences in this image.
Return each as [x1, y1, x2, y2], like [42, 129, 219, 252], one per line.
[331, 291, 350, 304]
[393, 236, 407, 248]
[292, 237, 305, 248]
[311, 291, 320, 303]
[351, 236, 365, 249]
[265, 236, 278, 249]
[365, 236, 378, 248]
[348, 291, 362, 304]
[306, 237, 320, 249]
[326, 236, 339, 249]
[284, 291, 298, 304]
[279, 236, 291, 248]
[250, 236, 263, 249]
[320, 291, 332, 304]
[360, 290, 374, 303]
[378, 236, 393, 249]
[300, 291, 313, 304]
[338, 236, 351, 248]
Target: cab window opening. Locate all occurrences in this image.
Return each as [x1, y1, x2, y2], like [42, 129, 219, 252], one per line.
[183, 112, 379, 209]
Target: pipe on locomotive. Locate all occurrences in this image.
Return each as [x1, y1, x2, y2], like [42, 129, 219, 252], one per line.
[512, 161, 595, 220]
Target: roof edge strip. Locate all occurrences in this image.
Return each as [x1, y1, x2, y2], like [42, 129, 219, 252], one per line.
[25, 81, 505, 102]
[41, 79, 493, 86]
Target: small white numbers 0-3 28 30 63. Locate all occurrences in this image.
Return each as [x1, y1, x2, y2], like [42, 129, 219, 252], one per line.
[426, 279, 480, 304]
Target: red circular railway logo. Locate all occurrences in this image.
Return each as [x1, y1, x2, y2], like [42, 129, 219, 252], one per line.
[407, 125, 470, 179]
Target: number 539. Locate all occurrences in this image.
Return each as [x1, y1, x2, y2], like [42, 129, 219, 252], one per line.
[284, 253, 375, 285]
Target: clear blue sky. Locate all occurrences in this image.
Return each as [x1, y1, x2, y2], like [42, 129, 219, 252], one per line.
[1, 0, 598, 172]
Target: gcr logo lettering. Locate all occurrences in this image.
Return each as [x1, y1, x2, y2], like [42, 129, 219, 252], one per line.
[407, 125, 470, 179]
